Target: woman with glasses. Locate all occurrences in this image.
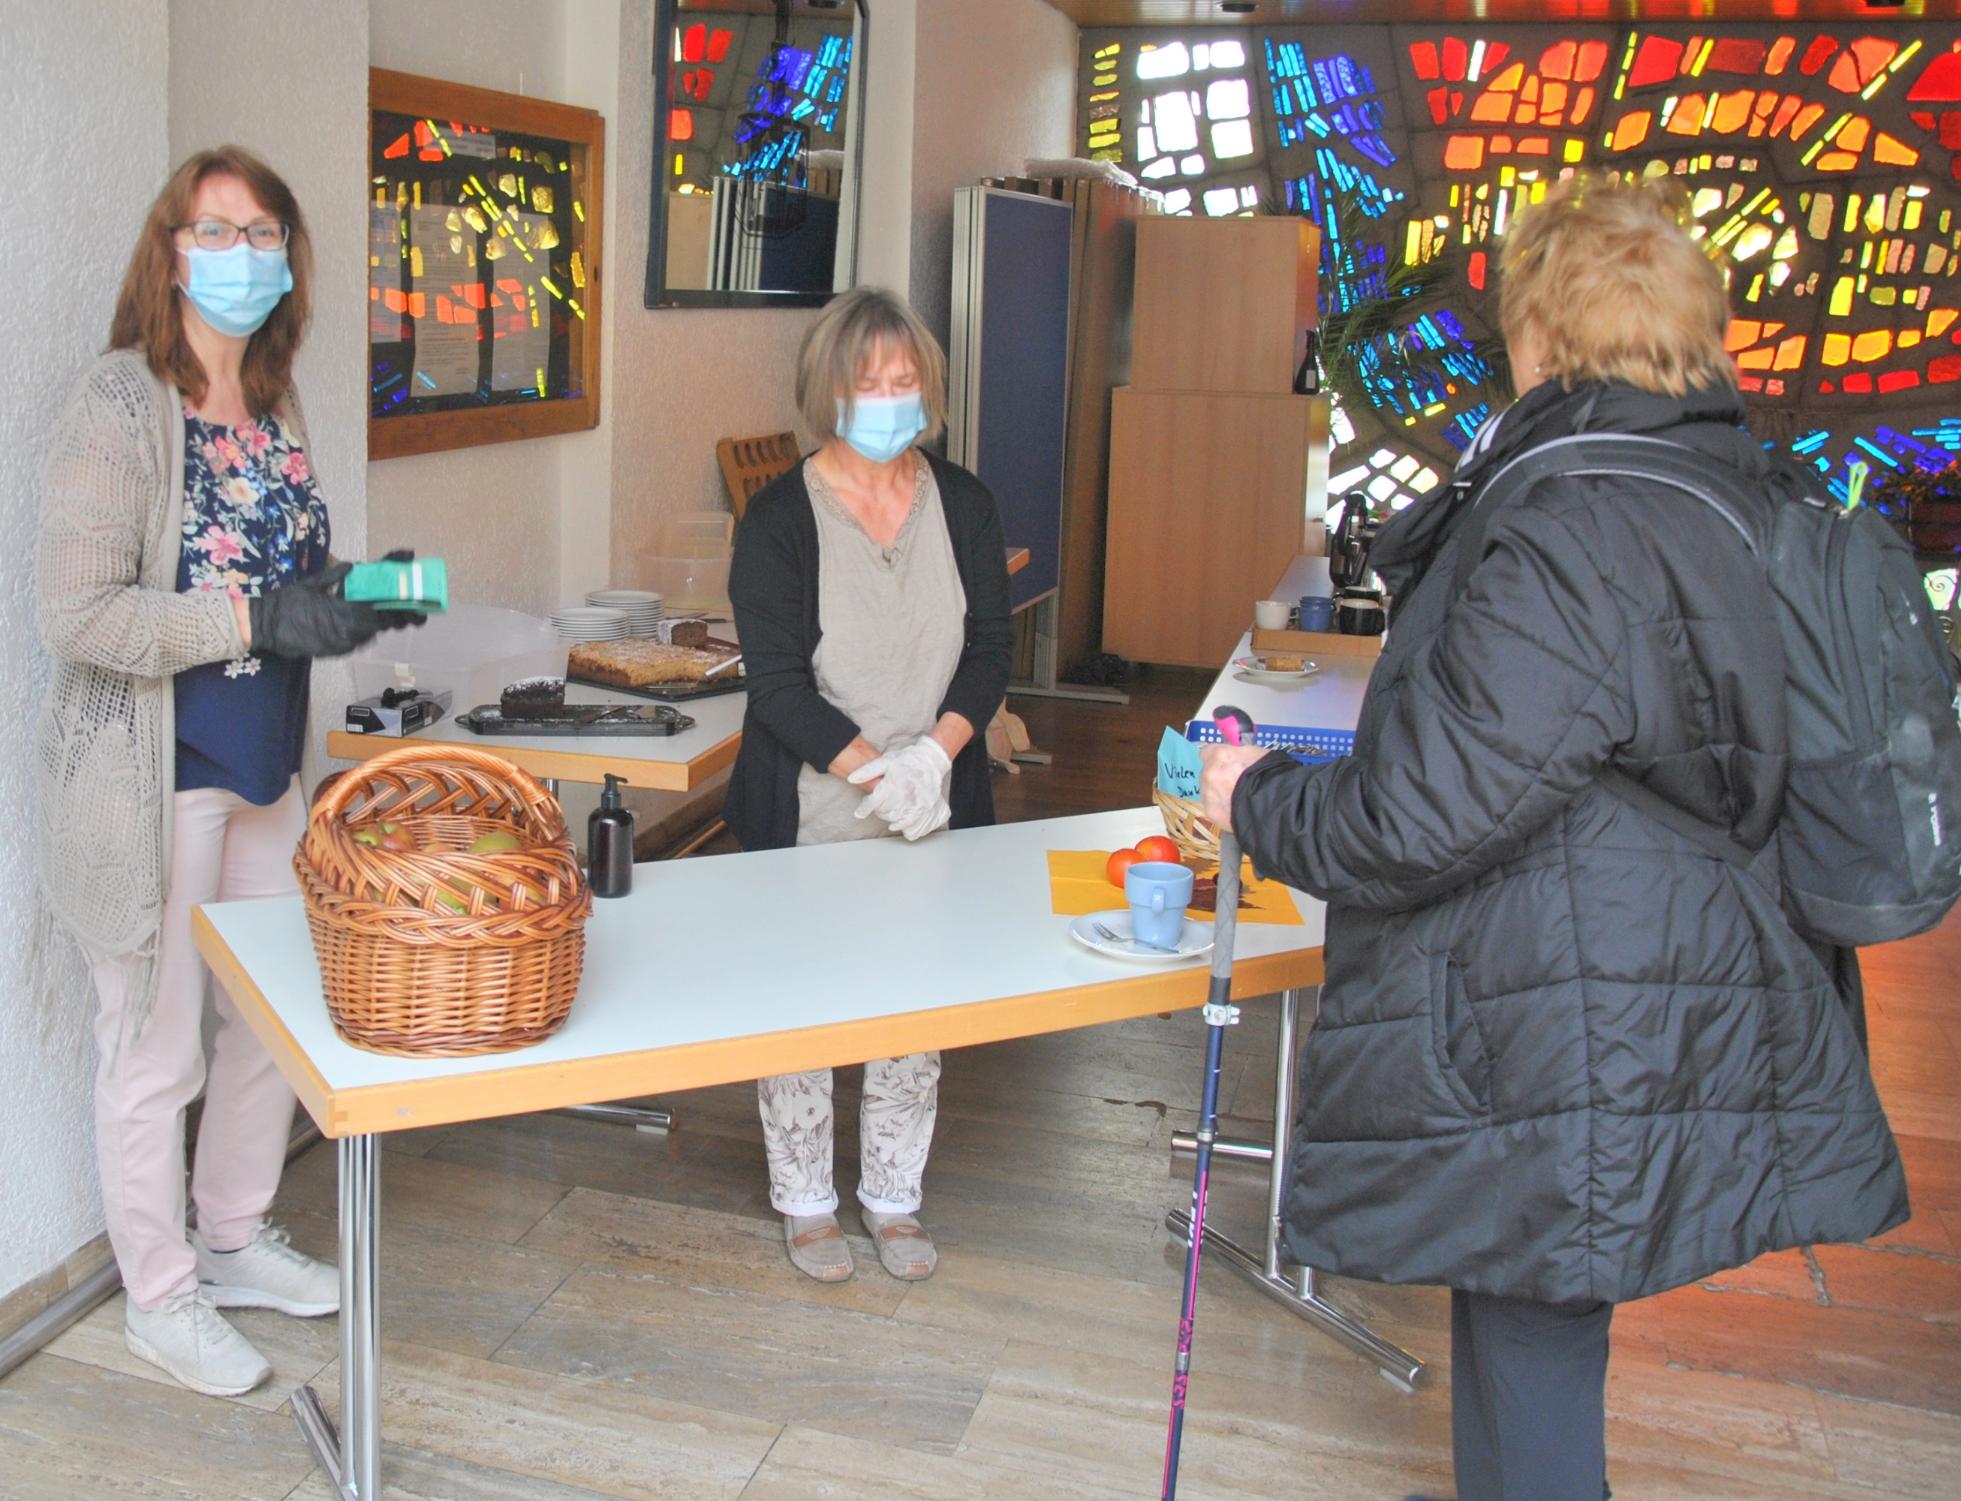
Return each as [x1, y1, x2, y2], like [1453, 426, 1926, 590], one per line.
[35, 147, 411, 1397]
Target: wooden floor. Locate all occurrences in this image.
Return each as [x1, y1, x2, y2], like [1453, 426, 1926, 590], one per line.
[4, 669, 1959, 1499]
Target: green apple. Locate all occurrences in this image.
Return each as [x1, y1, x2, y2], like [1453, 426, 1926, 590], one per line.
[469, 830, 525, 855]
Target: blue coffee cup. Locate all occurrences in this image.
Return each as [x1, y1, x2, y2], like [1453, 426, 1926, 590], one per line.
[1298, 594, 1335, 633]
[1124, 861, 1195, 949]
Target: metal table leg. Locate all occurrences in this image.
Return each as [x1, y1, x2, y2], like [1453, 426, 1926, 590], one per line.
[1165, 988, 1426, 1391]
[560, 1102, 675, 1133]
[293, 1134, 382, 1498]
[1170, 1132, 1270, 1162]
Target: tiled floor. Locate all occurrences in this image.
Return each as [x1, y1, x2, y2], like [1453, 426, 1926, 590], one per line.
[1, 672, 1956, 1498]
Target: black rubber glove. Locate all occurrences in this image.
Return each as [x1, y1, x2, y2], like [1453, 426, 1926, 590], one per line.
[248, 562, 388, 659]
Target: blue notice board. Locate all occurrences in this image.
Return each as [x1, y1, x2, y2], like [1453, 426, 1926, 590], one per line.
[951, 189, 1072, 613]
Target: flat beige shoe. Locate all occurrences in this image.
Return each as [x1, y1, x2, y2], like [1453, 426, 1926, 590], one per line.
[784, 1214, 854, 1282]
[862, 1210, 937, 1281]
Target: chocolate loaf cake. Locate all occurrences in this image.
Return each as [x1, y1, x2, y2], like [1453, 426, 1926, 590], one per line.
[501, 677, 567, 714]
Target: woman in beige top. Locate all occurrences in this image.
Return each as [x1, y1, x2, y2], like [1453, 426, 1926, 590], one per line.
[726, 288, 1013, 1282]
[36, 147, 406, 1399]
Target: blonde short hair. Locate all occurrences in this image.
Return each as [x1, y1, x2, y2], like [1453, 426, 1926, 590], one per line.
[1499, 172, 1737, 398]
[796, 287, 948, 445]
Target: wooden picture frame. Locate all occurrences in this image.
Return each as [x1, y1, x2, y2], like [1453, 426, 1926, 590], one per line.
[368, 68, 605, 461]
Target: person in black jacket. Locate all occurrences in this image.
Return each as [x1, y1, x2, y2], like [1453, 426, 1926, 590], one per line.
[725, 288, 1012, 1284]
[1201, 175, 1906, 1501]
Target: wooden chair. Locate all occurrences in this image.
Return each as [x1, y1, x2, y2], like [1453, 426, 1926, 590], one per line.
[716, 432, 801, 522]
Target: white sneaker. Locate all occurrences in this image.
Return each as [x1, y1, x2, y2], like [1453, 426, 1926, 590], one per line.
[193, 1221, 339, 1318]
[124, 1287, 273, 1397]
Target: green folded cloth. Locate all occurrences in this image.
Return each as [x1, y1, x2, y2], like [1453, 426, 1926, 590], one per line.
[343, 558, 448, 612]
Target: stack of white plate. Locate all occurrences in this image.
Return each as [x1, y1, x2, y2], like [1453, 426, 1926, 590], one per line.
[551, 605, 629, 643]
[585, 588, 664, 636]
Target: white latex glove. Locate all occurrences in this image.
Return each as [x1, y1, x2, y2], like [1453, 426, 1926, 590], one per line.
[848, 735, 953, 841]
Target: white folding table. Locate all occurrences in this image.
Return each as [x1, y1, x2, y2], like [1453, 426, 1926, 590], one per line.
[326, 681, 748, 1135]
[194, 806, 1417, 1499]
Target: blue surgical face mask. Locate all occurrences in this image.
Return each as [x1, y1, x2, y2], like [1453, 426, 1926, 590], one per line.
[836, 392, 926, 464]
[177, 243, 294, 337]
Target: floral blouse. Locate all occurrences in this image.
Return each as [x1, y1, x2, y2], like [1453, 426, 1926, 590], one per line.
[173, 404, 331, 804]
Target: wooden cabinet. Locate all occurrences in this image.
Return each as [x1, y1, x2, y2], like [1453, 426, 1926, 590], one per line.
[1130, 217, 1319, 395]
[1103, 389, 1329, 669]
[1104, 215, 1325, 669]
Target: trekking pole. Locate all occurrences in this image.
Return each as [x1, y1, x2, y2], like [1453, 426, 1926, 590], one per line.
[1161, 705, 1255, 1501]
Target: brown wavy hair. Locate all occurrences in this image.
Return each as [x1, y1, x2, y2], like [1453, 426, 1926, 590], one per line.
[1499, 171, 1736, 399]
[796, 287, 948, 445]
[109, 146, 312, 417]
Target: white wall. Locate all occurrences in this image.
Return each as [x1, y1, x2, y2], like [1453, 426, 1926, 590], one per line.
[855, 0, 919, 295]
[368, 0, 590, 615]
[0, 0, 172, 1309]
[907, 0, 1080, 351]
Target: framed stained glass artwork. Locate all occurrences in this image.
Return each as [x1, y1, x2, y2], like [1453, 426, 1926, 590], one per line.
[369, 69, 605, 461]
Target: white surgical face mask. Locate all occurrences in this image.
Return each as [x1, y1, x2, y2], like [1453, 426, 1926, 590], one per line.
[177, 243, 293, 337]
[836, 392, 926, 464]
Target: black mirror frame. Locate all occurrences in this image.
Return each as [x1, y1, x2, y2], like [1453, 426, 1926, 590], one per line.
[643, 0, 868, 310]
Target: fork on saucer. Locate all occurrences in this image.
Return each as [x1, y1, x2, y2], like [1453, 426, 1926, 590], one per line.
[1092, 919, 1178, 955]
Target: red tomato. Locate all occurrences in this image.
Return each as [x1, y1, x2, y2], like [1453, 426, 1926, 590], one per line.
[1106, 847, 1145, 887]
[1134, 835, 1182, 865]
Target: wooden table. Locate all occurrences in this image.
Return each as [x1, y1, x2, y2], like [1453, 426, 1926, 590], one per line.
[324, 552, 1025, 791]
[324, 681, 745, 795]
[194, 807, 1348, 1499]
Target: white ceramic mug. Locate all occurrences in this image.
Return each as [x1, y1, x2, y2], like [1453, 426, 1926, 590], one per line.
[1253, 599, 1291, 631]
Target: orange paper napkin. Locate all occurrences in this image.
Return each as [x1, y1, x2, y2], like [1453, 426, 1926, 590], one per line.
[1045, 851, 1305, 927]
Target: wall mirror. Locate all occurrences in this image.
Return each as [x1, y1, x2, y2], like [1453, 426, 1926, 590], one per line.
[645, 0, 867, 308]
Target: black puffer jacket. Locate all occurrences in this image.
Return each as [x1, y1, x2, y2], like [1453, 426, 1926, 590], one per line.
[1234, 381, 1908, 1305]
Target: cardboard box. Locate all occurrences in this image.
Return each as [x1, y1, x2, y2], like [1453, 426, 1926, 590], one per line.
[1252, 626, 1382, 660]
[344, 688, 452, 736]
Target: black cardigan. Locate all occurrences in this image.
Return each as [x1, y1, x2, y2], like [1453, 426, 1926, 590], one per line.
[723, 452, 1014, 851]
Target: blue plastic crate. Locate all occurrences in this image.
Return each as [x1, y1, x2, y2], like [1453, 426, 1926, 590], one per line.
[1185, 719, 1355, 764]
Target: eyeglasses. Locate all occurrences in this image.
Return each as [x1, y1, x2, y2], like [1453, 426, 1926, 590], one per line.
[178, 218, 290, 252]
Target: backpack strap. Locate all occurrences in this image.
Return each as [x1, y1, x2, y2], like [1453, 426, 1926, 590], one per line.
[1450, 432, 1772, 865]
[1450, 432, 1762, 596]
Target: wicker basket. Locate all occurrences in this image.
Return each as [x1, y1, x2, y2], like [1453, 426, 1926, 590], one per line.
[295, 744, 592, 1057]
[1153, 785, 1221, 867]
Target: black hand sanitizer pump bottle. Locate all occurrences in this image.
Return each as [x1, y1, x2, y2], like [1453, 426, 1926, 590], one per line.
[588, 774, 634, 897]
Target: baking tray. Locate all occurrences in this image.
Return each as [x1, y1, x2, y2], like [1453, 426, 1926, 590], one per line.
[458, 703, 698, 737]
[565, 670, 747, 703]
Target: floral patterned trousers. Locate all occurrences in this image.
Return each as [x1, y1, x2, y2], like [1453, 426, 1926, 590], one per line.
[757, 1052, 941, 1216]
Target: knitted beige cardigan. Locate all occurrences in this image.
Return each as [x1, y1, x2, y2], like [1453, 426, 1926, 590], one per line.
[35, 349, 310, 1029]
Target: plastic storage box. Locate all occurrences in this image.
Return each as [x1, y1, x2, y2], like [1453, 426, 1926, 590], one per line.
[350, 605, 566, 712]
[626, 512, 733, 613]
[630, 554, 732, 612]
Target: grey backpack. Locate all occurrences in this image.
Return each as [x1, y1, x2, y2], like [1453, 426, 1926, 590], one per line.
[1458, 432, 1961, 946]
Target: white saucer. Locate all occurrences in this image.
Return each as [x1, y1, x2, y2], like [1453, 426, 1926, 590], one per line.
[1068, 910, 1213, 963]
[1233, 654, 1320, 685]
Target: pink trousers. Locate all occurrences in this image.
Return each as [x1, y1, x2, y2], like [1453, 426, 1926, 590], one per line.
[90, 780, 304, 1310]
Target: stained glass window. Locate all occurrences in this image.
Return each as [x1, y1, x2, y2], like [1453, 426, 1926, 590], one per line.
[1078, 22, 1961, 522]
